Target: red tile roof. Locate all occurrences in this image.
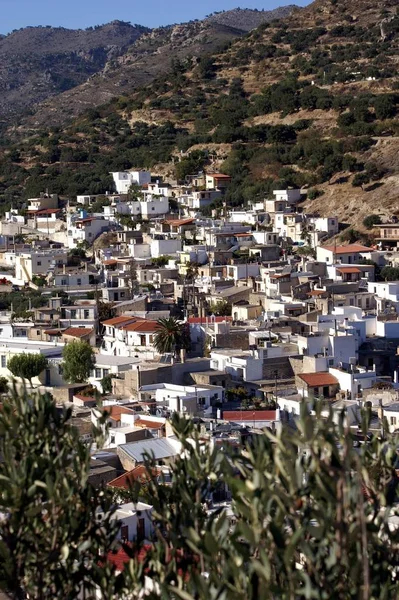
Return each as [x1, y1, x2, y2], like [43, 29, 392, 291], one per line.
[106, 545, 151, 572]
[207, 173, 231, 179]
[63, 327, 93, 338]
[298, 372, 339, 387]
[165, 218, 195, 227]
[121, 320, 157, 333]
[307, 290, 327, 297]
[28, 208, 61, 215]
[102, 316, 137, 327]
[321, 244, 372, 254]
[44, 328, 63, 335]
[336, 267, 362, 274]
[74, 394, 97, 403]
[188, 316, 232, 324]
[103, 259, 118, 266]
[108, 466, 161, 489]
[106, 405, 136, 422]
[270, 273, 289, 279]
[135, 418, 164, 430]
[223, 410, 277, 422]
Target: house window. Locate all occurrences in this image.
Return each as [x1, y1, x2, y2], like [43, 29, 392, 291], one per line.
[1, 355, 6, 368]
[61, 279, 67, 286]
[110, 435, 115, 445]
[120, 525, 129, 540]
[37, 261, 41, 266]
[390, 417, 397, 426]
[77, 279, 82, 286]
[84, 310, 89, 319]
[95, 368, 101, 378]
[70, 310, 76, 319]
[151, 207, 155, 211]
[88, 232, 92, 237]
[103, 369, 109, 377]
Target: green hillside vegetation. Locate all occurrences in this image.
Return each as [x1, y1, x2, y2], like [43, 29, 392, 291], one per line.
[1, 1, 399, 222]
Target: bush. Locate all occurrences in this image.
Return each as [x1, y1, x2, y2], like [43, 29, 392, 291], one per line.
[352, 172, 370, 187]
[363, 214, 382, 229]
[307, 188, 324, 200]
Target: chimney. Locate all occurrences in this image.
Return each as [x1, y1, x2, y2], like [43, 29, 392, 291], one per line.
[63, 264, 66, 275]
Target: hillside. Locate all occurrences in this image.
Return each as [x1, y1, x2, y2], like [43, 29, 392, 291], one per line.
[16, 6, 299, 129]
[0, 21, 148, 122]
[2, 0, 399, 227]
[205, 6, 299, 31]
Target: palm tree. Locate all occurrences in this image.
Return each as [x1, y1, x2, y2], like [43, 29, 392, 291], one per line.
[153, 317, 190, 356]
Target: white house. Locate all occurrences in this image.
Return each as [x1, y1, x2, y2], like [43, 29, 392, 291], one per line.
[329, 366, 377, 400]
[67, 213, 110, 249]
[139, 382, 224, 415]
[383, 403, 399, 432]
[14, 250, 68, 284]
[97, 501, 153, 543]
[0, 339, 64, 388]
[310, 216, 339, 238]
[316, 244, 373, 265]
[210, 349, 264, 382]
[367, 281, 399, 314]
[101, 315, 158, 358]
[273, 189, 301, 204]
[60, 301, 98, 329]
[111, 170, 151, 194]
[89, 355, 140, 392]
[150, 239, 182, 258]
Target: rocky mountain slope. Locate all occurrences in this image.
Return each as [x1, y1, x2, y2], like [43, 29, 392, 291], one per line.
[2, 0, 399, 229]
[204, 6, 298, 31]
[15, 6, 299, 130]
[0, 21, 148, 122]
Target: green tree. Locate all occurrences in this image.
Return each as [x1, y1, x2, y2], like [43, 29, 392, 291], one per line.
[208, 300, 231, 316]
[0, 376, 9, 394]
[380, 266, 399, 281]
[363, 214, 382, 229]
[126, 407, 399, 599]
[374, 94, 396, 120]
[7, 353, 48, 388]
[62, 340, 95, 384]
[296, 245, 316, 258]
[0, 388, 122, 600]
[126, 259, 139, 299]
[101, 374, 114, 395]
[68, 247, 86, 259]
[153, 317, 190, 356]
[152, 255, 171, 267]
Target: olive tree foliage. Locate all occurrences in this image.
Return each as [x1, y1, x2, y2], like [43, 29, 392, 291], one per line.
[7, 353, 48, 388]
[124, 405, 399, 600]
[62, 340, 95, 384]
[0, 394, 398, 600]
[0, 388, 127, 600]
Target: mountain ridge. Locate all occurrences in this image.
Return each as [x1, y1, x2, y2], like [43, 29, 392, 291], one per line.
[1, 5, 299, 128]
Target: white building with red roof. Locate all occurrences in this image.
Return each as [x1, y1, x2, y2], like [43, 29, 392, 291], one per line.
[101, 315, 159, 358]
[316, 243, 373, 265]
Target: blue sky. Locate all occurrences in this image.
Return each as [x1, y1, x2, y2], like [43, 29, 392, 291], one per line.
[1, 0, 310, 34]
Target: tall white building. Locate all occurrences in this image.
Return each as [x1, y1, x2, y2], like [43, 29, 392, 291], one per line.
[111, 171, 151, 194]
